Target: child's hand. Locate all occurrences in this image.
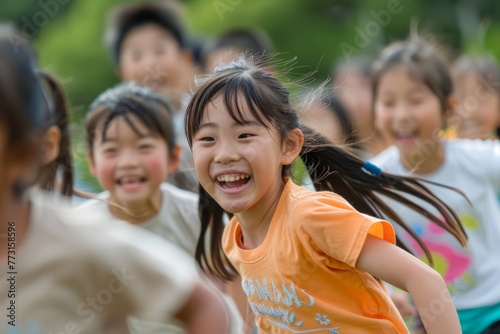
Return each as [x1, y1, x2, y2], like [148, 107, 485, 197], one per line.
[390, 289, 417, 318]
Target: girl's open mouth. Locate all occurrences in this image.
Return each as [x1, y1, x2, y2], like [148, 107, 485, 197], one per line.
[216, 174, 250, 189]
[116, 176, 147, 192]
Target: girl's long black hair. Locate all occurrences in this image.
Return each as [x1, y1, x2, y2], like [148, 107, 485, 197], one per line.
[36, 71, 73, 197]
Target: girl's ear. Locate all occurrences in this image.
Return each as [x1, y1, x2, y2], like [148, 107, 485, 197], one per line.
[281, 128, 304, 166]
[167, 144, 182, 173]
[87, 150, 97, 176]
[40, 125, 61, 165]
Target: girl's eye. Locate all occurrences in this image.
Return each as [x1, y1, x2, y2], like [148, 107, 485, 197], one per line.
[238, 133, 254, 139]
[382, 100, 395, 108]
[139, 144, 153, 150]
[200, 136, 214, 142]
[103, 147, 117, 154]
[409, 98, 424, 105]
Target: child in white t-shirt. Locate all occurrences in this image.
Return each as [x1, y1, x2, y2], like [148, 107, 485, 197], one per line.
[371, 38, 500, 333]
[79, 83, 200, 256]
[1, 189, 223, 334]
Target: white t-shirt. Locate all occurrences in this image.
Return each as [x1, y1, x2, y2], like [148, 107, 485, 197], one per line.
[371, 139, 500, 310]
[0, 189, 198, 334]
[77, 183, 200, 256]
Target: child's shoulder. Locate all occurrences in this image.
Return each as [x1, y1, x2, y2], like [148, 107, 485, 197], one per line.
[34, 190, 121, 230]
[287, 181, 354, 212]
[33, 189, 194, 263]
[74, 191, 110, 210]
[29, 189, 122, 252]
[72, 192, 120, 226]
[284, 182, 386, 237]
[444, 138, 500, 169]
[447, 138, 500, 152]
[161, 183, 199, 201]
[370, 140, 500, 170]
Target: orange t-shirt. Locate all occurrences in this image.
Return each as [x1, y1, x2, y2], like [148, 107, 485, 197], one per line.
[223, 179, 409, 333]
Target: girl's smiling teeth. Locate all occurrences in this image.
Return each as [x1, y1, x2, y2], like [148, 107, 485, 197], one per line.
[117, 175, 147, 185]
[394, 130, 419, 144]
[116, 175, 148, 192]
[216, 174, 250, 189]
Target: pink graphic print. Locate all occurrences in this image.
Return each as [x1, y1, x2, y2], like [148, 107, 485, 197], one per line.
[405, 216, 472, 284]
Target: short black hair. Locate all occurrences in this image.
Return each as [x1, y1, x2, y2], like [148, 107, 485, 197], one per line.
[105, 1, 186, 66]
[87, 82, 176, 155]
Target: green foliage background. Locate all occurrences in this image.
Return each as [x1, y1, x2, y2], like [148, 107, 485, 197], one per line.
[2, 0, 500, 191]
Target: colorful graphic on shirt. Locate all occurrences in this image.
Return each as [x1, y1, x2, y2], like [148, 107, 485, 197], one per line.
[242, 277, 340, 333]
[404, 214, 475, 294]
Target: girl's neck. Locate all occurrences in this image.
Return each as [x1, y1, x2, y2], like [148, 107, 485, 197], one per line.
[236, 180, 285, 250]
[357, 120, 376, 142]
[400, 141, 446, 175]
[0, 196, 31, 259]
[366, 132, 392, 157]
[357, 123, 392, 156]
[108, 190, 162, 224]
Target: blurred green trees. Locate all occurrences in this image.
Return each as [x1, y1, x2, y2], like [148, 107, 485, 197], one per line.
[3, 0, 500, 191]
[9, 0, 500, 110]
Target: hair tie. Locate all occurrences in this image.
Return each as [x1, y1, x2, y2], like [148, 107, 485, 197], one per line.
[363, 161, 382, 177]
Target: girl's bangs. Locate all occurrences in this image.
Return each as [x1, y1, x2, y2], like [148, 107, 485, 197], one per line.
[190, 72, 273, 136]
[91, 99, 164, 145]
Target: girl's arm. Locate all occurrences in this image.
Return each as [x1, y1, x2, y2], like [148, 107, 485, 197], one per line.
[356, 235, 461, 334]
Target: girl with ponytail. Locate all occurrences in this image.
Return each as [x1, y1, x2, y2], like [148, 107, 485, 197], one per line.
[185, 57, 466, 333]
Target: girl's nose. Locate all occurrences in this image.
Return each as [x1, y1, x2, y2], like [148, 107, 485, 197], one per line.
[214, 142, 239, 164]
[142, 53, 157, 69]
[117, 149, 139, 168]
[141, 61, 164, 90]
[394, 102, 412, 120]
